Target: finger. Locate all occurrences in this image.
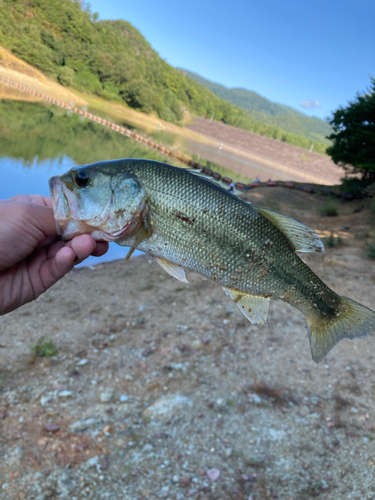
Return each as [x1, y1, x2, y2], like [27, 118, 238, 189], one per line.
[36, 234, 59, 252]
[91, 241, 109, 257]
[39, 246, 77, 290]
[39, 235, 97, 290]
[65, 234, 97, 262]
[46, 240, 65, 259]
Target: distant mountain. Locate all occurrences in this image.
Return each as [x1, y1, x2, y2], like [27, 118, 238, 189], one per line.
[182, 70, 332, 145]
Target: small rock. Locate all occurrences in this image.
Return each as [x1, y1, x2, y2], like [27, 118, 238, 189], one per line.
[191, 340, 203, 350]
[144, 394, 192, 419]
[101, 457, 109, 470]
[85, 456, 99, 468]
[43, 423, 60, 433]
[77, 359, 88, 366]
[52, 382, 67, 391]
[180, 476, 191, 487]
[71, 418, 100, 432]
[249, 393, 262, 404]
[142, 347, 155, 357]
[58, 390, 73, 398]
[100, 388, 114, 403]
[119, 394, 130, 403]
[207, 468, 220, 481]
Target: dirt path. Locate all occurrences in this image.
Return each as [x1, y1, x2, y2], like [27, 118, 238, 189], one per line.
[0, 190, 374, 499]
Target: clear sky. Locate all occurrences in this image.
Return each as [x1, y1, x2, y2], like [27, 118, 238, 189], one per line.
[87, 0, 374, 121]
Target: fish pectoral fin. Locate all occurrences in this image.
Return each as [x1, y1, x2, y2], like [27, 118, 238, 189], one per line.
[256, 208, 325, 254]
[223, 287, 270, 325]
[124, 217, 152, 261]
[155, 257, 188, 283]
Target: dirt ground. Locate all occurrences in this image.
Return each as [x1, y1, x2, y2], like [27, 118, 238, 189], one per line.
[187, 117, 343, 185]
[0, 188, 375, 500]
[0, 47, 87, 107]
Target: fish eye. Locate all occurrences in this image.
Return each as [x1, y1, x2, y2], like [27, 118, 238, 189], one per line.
[74, 171, 89, 188]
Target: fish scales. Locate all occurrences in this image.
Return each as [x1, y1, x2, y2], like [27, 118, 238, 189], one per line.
[49, 159, 375, 362]
[126, 161, 333, 309]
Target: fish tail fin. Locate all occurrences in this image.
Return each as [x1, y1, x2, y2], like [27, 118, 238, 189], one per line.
[307, 297, 375, 363]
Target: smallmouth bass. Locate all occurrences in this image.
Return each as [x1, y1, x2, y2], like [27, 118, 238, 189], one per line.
[49, 159, 375, 362]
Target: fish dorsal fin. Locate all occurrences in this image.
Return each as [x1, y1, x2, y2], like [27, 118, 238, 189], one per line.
[155, 257, 188, 283]
[187, 169, 235, 193]
[256, 208, 324, 254]
[223, 287, 270, 325]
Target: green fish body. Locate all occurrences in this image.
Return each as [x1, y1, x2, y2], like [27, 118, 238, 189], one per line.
[49, 159, 375, 362]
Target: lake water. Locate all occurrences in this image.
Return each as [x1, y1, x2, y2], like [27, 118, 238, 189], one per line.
[0, 156, 142, 267]
[0, 99, 178, 267]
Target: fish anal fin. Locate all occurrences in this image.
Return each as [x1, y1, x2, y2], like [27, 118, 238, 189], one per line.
[223, 287, 270, 325]
[155, 257, 188, 283]
[257, 208, 324, 254]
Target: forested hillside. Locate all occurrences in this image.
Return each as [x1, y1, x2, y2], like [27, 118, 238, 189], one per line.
[183, 70, 333, 145]
[0, 0, 326, 153]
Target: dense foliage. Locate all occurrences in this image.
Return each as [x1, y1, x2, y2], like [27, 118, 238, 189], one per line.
[0, 0, 325, 153]
[0, 100, 166, 165]
[184, 69, 332, 147]
[327, 78, 375, 182]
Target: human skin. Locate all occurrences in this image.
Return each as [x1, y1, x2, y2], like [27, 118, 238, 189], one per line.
[0, 195, 109, 315]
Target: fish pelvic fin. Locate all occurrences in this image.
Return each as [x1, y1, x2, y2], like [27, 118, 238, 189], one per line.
[256, 208, 324, 254]
[154, 257, 188, 283]
[223, 287, 270, 325]
[308, 297, 375, 363]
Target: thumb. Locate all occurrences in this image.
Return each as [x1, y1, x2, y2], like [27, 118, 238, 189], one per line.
[39, 235, 97, 290]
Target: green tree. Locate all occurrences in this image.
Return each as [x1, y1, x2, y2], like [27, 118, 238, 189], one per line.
[327, 78, 375, 182]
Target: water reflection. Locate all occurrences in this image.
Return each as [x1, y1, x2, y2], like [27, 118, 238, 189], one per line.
[0, 99, 175, 268]
[0, 156, 141, 267]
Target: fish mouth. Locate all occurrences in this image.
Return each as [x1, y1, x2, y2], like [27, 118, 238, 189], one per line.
[49, 176, 85, 239]
[49, 175, 144, 242]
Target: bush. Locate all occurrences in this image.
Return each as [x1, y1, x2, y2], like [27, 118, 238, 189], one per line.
[57, 66, 75, 86]
[320, 202, 339, 217]
[322, 233, 343, 248]
[122, 81, 156, 113]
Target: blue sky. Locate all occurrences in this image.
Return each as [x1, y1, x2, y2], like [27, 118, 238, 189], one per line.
[87, 0, 374, 121]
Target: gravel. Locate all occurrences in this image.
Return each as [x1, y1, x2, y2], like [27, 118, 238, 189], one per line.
[0, 192, 375, 499]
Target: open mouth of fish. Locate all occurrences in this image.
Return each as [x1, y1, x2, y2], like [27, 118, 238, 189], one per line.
[49, 176, 140, 242]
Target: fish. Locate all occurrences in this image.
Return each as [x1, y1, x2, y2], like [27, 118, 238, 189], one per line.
[49, 159, 375, 363]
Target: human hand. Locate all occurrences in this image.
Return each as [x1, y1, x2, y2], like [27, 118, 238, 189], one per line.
[0, 195, 109, 315]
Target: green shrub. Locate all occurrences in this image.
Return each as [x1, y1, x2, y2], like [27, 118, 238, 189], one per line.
[322, 233, 342, 248]
[320, 202, 339, 217]
[57, 66, 75, 86]
[31, 336, 57, 358]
